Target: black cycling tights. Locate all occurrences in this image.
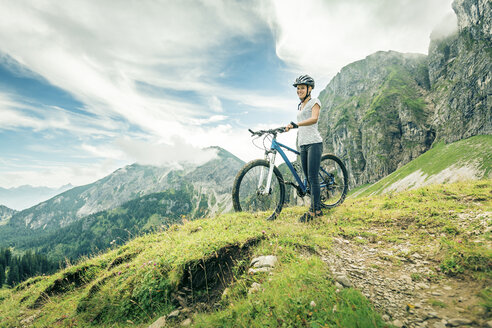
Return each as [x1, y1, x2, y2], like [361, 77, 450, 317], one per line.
[300, 142, 323, 212]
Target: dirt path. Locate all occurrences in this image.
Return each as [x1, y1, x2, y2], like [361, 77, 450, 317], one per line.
[319, 237, 489, 328]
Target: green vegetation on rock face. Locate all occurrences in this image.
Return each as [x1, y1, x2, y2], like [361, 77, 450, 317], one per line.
[317, 0, 491, 190]
[0, 180, 490, 327]
[352, 135, 492, 198]
[318, 51, 434, 188]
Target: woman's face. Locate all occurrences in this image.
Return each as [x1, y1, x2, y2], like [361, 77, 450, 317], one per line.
[297, 85, 311, 99]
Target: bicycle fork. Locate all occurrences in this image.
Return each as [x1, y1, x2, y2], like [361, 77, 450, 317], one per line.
[260, 151, 277, 195]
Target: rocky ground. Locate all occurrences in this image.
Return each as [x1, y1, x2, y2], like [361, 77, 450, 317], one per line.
[320, 236, 491, 328]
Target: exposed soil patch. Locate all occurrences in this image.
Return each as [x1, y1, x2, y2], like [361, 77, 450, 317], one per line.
[107, 250, 141, 270]
[76, 272, 117, 313]
[15, 276, 45, 292]
[320, 236, 490, 328]
[174, 236, 263, 310]
[30, 264, 99, 309]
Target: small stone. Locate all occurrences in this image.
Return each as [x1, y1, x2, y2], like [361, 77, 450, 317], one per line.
[382, 314, 390, 322]
[248, 267, 272, 274]
[416, 283, 430, 289]
[20, 315, 36, 325]
[425, 312, 439, 320]
[432, 322, 445, 328]
[248, 282, 262, 294]
[334, 282, 344, 290]
[431, 291, 443, 296]
[310, 301, 316, 307]
[486, 320, 492, 328]
[180, 318, 192, 326]
[392, 319, 404, 328]
[167, 310, 180, 319]
[180, 308, 191, 314]
[447, 318, 472, 326]
[401, 275, 412, 283]
[335, 275, 352, 288]
[250, 255, 278, 268]
[442, 286, 452, 291]
[149, 316, 167, 328]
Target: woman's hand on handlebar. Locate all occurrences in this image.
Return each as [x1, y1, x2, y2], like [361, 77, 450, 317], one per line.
[285, 121, 298, 132]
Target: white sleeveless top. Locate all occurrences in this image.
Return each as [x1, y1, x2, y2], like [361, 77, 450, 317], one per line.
[297, 97, 322, 146]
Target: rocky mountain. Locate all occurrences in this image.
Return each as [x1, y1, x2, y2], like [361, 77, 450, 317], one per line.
[319, 0, 491, 188]
[3, 147, 243, 233]
[0, 205, 16, 226]
[0, 184, 73, 211]
[428, 0, 491, 143]
[318, 51, 434, 187]
[18, 187, 202, 261]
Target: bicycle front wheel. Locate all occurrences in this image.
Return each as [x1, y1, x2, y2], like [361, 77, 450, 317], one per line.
[319, 154, 348, 208]
[232, 159, 285, 220]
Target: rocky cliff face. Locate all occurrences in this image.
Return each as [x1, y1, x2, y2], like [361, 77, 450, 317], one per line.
[318, 51, 435, 186]
[428, 0, 491, 143]
[0, 205, 16, 225]
[318, 0, 491, 187]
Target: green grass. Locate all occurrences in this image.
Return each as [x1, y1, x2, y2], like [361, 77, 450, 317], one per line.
[353, 135, 492, 197]
[0, 180, 490, 327]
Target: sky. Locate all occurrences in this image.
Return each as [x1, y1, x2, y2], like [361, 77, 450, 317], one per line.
[0, 0, 456, 189]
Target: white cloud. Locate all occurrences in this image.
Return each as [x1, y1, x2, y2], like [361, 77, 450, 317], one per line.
[208, 96, 223, 112]
[115, 137, 218, 167]
[0, 0, 459, 188]
[430, 13, 458, 40]
[0, 92, 120, 137]
[269, 0, 455, 85]
[0, 159, 121, 189]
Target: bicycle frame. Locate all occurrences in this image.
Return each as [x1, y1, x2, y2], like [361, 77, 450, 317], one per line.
[263, 136, 308, 194]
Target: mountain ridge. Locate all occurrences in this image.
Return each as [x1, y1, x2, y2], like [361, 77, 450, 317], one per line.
[318, 0, 491, 188]
[4, 146, 242, 233]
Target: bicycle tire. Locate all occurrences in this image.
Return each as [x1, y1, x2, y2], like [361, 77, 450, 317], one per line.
[232, 159, 285, 220]
[319, 154, 348, 208]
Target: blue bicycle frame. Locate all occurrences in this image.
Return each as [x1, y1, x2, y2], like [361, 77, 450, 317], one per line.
[268, 138, 308, 192]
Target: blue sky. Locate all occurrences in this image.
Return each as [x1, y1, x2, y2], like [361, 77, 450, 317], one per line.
[0, 0, 455, 188]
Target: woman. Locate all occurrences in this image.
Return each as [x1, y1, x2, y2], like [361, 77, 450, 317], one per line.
[285, 74, 323, 222]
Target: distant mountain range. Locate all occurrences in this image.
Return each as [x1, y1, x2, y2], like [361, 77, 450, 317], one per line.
[0, 184, 74, 211]
[0, 147, 244, 258]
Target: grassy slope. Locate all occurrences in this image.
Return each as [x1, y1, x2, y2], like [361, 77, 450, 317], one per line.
[351, 135, 492, 198]
[0, 180, 491, 328]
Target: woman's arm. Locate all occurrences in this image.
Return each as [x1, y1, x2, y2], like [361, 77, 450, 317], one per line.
[285, 103, 320, 131]
[298, 103, 320, 127]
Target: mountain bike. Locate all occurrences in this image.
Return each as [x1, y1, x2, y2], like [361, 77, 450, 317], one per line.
[232, 127, 348, 220]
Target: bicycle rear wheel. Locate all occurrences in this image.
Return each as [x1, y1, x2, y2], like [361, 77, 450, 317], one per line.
[232, 159, 285, 220]
[319, 154, 348, 208]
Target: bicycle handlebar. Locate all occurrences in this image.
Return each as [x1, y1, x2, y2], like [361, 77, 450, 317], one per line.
[248, 127, 286, 137]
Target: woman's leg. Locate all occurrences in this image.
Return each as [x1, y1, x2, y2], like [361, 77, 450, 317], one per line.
[307, 143, 323, 212]
[300, 145, 308, 189]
